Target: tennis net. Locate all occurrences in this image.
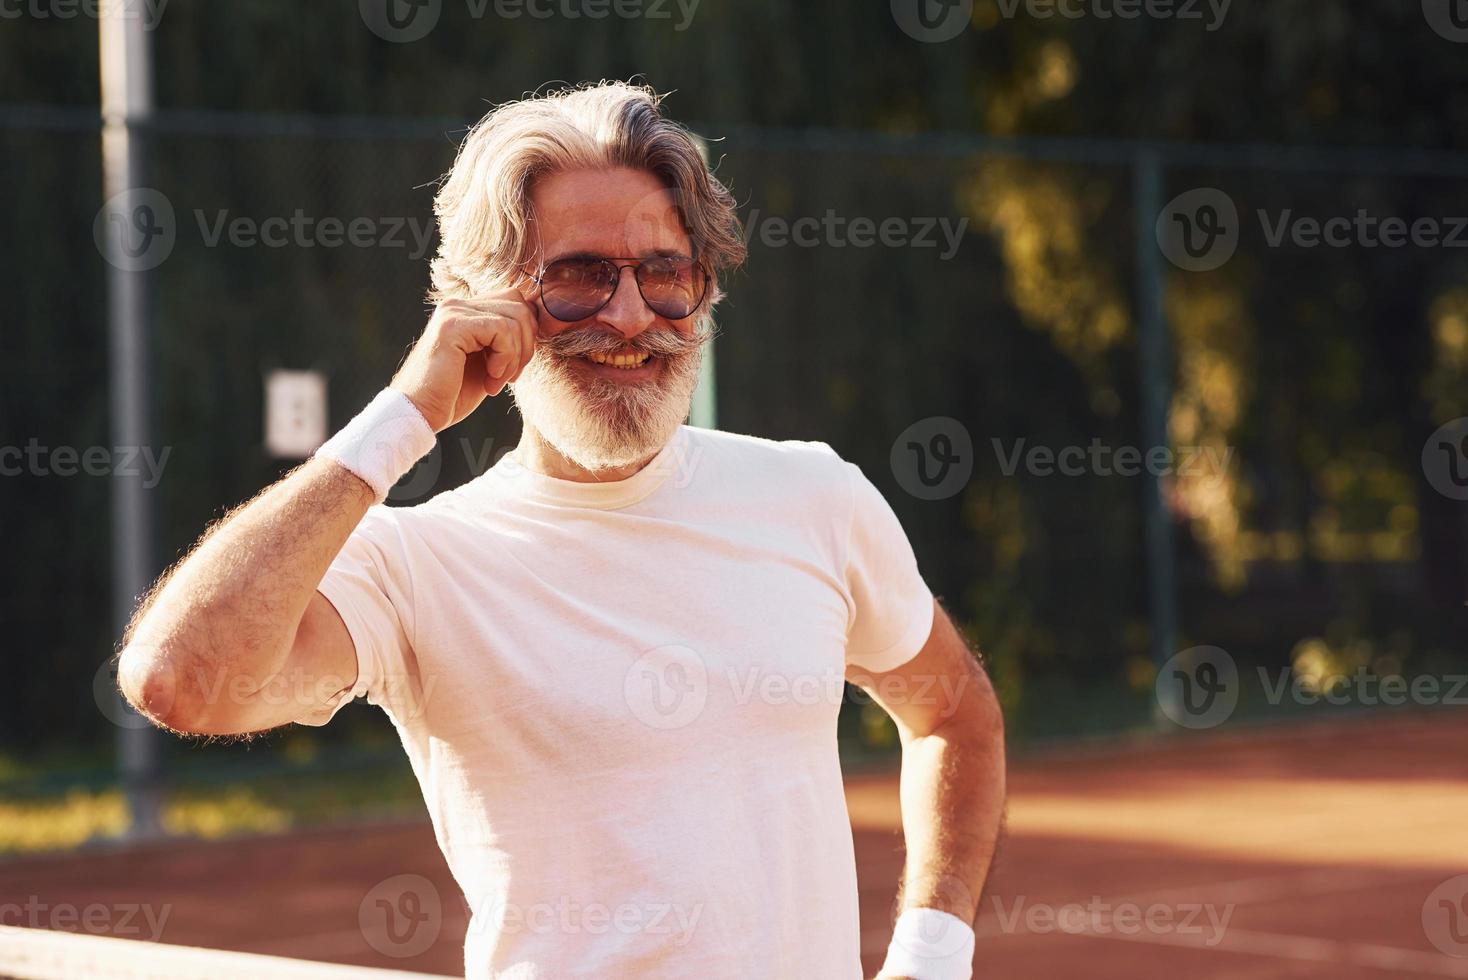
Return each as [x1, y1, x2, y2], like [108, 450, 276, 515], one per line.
[0, 925, 448, 980]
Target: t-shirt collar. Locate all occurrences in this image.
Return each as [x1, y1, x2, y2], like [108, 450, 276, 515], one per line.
[487, 425, 690, 510]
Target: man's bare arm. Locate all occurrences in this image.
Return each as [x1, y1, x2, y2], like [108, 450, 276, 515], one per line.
[118, 459, 376, 735]
[117, 293, 539, 735]
[848, 598, 1007, 923]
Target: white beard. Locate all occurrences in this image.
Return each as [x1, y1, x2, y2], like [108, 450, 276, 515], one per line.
[509, 336, 707, 472]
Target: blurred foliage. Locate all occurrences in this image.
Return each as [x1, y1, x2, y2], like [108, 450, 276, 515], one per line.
[3, 0, 1468, 774]
[0, 761, 426, 854]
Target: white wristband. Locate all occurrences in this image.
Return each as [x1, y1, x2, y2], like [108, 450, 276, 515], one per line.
[315, 388, 436, 502]
[878, 908, 976, 980]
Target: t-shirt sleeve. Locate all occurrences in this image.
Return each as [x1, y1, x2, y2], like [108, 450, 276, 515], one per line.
[841, 460, 936, 673]
[295, 505, 417, 726]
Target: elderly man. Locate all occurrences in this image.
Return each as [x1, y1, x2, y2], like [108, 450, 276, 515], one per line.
[118, 81, 1005, 979]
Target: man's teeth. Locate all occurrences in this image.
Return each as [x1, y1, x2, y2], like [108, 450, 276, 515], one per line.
[585, 351, 651, 369]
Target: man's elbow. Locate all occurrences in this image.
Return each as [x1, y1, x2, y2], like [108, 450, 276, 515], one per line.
[116, 642, 235, 734]
[116, 644, 192, 731]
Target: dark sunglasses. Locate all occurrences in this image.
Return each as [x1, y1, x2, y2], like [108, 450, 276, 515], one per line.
[530, 255, 709, 323]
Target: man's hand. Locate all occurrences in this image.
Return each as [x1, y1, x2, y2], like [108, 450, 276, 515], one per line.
[391, 291, 539, 432]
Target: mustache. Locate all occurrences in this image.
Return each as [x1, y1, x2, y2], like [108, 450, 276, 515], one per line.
[535, 322, 714, 359]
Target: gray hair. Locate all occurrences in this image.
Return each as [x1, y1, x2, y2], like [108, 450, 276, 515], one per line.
[429, 80, 747, 312]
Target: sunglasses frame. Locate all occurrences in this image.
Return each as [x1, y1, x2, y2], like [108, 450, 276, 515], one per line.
[530, 255, 710, 323]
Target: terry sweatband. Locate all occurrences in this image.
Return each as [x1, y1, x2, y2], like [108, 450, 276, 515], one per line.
[878, 907, 976, 980]
[315, 388, 436, 502]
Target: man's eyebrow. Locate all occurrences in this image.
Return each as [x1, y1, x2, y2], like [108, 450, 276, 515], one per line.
[543, 248, 692, 264]
[545, 250, 604, 264]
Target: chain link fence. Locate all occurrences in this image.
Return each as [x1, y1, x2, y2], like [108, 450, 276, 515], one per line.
[6, 108, 1468, 791]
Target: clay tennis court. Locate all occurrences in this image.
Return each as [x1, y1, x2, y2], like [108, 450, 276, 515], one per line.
[3, 710, 1465, 978]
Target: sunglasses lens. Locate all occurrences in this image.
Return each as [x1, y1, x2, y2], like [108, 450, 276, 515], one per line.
[540, 259, 616, 321]
[637, 257, 706, 319]
[538, 257, 707, 321]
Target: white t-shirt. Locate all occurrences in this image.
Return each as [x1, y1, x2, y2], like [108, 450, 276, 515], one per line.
[301, 424, 934, 978]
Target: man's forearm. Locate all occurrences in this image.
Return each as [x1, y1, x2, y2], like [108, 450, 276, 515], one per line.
[118, 457, 374, 728]
[895, 709, 1007, 921]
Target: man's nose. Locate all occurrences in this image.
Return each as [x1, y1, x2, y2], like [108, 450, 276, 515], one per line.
[595, 265, 655, 340]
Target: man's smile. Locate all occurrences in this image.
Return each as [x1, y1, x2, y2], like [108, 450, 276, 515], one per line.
[571, 348, 663, 382]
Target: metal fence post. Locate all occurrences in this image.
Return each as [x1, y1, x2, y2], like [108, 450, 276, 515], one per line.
[1134, 149, 1181, 729]
[101, 0, 162, 837]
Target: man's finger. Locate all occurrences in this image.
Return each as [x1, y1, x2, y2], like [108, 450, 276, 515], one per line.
[484, 327, 519, 381]
[508, 310, 538, 383]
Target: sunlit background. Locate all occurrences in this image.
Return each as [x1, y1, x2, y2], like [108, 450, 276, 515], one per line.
[4, 2, 1468, 977]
